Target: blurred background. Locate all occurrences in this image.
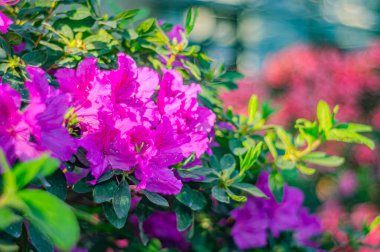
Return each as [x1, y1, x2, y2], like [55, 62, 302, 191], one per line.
[106, 0, 380, 74]
[105, 0, 380, 247]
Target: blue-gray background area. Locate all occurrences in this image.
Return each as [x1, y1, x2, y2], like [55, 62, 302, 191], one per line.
[105, 0, 380, 73]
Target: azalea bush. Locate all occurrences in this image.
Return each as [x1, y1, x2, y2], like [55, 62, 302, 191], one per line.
[0, 1, 378, 252]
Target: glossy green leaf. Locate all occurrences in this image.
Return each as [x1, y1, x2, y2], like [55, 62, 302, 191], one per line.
[317, 100, 333, 132]
[141, 190, 169, 207]
[174, 202, 193, 231]
[247, 95, 258, 125]
[231, 183, 268, 199]
[103, 202, 127, 229]
[114, 9, 140, 21]
[302, 152, 344, 167]
[113, 179, 131, 218]
[211, 186, 230, 203]
[13, 155, 59, 190]
[176, 185, 207, 211]
[296, 164, 316, 175]
[0, 208, 19, 230]
[185, 7, 199, 36]
[18, 190, 79, 251]
[269, 171, 284, 203]
[22, 50, 48, 66]
[326, 129, 375, 150]
[93, 179, 117, 203]
[29, 223, 54, 252]
[45, 169, 67, 200]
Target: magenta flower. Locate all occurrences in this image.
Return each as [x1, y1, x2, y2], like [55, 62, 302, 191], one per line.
[55, 58, 109, 136]
[23, 67, 77, 161]
[55, 53, 214, 194]
[231, 172, 322, 249]
[79, 113, 135, 182]
[0, 0, 17, 34]
[0, 84, 30, 165]
[0, 10, 12, 33]
[157, 69, 215, 157]
[0, 66, 77, 167]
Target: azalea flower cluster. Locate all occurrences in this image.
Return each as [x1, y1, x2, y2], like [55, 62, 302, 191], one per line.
[0, 53, 215, 195]
[231, 172, 322, 250]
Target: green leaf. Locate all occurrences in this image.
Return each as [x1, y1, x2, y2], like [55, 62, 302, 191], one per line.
[114, 9, 141, 21]
[176, 185, 207, 211]
[231, 183, 268, 199]
[45, 169, 67, 200]
[141, 190, 169, 207]
[67, 7, 91, 20]
[182, 60, 201, 80]
[13, 155, 59, 190]
[185, 7, 199, 36]
[103, 202, 127, 229]
[174, 202, 193, 231]
[269, 171, 284, 203]
[112, 179, 131, 219]
[22, 50, 48, 67]
[317, 100, 333, 132]
[369, 215, 380, 231]
[5, 221, 22, 238]
[29, 223, 54, 252]
[226, 189, 247, 202]
[72, 177, 92, 193]
[39, 41, 64, 52]
[326, 129, 375, 150]
[0, 208, 19, 230]
[220, 154, 236, 178]
[4, 32, 22, 45]
[0, 149, 16, 195]
[209, 155, 221, 171]
[229, 138, 248, 156]
[276, 127, 293, 148]
[240, 142, 263, 174]
[301, 152, 344, 167]
[93, 179, 117, 203]
[211, 186, 230, 203]
[247, 95, 258, 125]
[137, 18, 156, 34]
[0, 36, 11, 55]
[18, 189, 79, 251]
[336, 123, 372, 133]
[275, 156, 295, 170]
[296, 164, 316, 175]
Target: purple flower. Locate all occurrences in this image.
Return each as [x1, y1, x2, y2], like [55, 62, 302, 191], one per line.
[231, 172, 322, 249]
[143, 211, 190, 251]
[231, 199, 269, 249]
[167, 25, 185, 44]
